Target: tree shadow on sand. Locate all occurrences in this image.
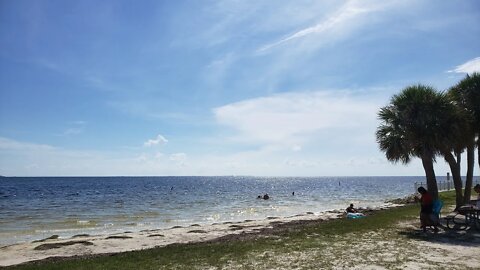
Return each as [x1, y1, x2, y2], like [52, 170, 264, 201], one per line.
[398, 221, 480, 247]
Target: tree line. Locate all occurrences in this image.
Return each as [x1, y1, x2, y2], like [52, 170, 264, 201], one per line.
[376, 73, 479, 209]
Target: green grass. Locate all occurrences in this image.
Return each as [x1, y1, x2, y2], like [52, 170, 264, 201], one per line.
[6, 190, 463, 270]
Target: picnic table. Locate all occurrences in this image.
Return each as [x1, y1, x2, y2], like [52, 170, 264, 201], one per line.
[445, 205, 480, 230]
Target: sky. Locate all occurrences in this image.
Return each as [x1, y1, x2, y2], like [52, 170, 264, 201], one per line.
[0, 0, 479, 177]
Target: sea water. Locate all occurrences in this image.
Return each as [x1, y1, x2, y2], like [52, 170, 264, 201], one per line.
[0, 176, 441, 245]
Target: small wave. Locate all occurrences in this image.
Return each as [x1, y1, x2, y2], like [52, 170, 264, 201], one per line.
[38, 219, 100, 229]
[77, 220, 95, 225]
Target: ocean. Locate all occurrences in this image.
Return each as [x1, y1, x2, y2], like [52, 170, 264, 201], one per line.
[0, 176, 441, 246]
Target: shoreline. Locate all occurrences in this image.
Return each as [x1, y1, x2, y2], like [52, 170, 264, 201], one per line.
[0, 202, 404, 266]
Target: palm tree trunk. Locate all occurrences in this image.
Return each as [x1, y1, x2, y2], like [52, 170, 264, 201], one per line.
[443, 151, 464, 209]
[463, 143, 475, 205]
[421, 154, 438, 200]
[477, 138, 480, 169]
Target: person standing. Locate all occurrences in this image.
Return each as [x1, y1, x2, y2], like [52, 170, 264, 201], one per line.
[417, 187, 438, 232]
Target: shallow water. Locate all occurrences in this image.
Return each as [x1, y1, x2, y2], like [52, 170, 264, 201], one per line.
[0, 176, 445, 245]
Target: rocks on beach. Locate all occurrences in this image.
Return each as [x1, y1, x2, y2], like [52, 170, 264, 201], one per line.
[105, 235, 133, 240]
[386, 194, 418, 204]
[34, 240, 94, 251]
[32, 235, 59, 243]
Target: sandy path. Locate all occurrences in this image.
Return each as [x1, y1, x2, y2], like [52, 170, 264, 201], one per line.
[223, 216, 480, 269]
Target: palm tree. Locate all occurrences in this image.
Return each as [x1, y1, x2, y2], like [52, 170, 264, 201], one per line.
[376, 85, 460, 200]
[449, 72, 480, 204]
[437, 99, 470, 209]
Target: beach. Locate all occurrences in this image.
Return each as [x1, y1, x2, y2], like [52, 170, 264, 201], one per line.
[0, 206, 358, 266]
[2, 179, 480, 269]
[2, 198, 480, 269]
[2, 1, 479, 268]
[0, 176, 420, 246]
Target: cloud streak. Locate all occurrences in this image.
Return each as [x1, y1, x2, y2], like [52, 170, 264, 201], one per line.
[0, 137, 55, 151]
[258, 0, 386, 52]
[448, 57, 480, 74]
[144, 134, 168, 147]
[61, 121, 87, 136]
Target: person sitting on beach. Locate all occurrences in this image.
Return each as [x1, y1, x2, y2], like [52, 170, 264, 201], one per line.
[345, 203, 365, 218]
[417, 186, 438, 233]
[346, 203, 357, 213]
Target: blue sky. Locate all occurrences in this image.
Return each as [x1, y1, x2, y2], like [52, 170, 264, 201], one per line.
[0, 0, 479, 176]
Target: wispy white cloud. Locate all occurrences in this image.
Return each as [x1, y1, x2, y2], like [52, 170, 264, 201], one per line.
[257, 0, 398, 52]
[60, 121, 87, 136]
[237, 0, 414, 94]
[448, 57, 480, 74]
[144, 134, 168, 147]
[204, 52, 238, 87]
[259, 2, 363, 51]
[63, 128, 83, 136]
[0, 137, 55, 151]
[169, 153, 187, 167]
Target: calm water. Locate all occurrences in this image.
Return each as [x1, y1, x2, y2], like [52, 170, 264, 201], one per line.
[0, 176, 428, 245]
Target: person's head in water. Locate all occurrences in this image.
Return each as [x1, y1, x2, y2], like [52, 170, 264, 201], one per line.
[417, 187, 427, 194]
